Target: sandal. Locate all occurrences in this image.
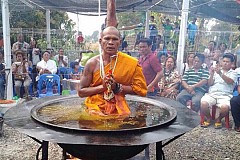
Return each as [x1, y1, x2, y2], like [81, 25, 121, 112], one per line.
[214, 122, 222, 129]
[201, 121, 211, 128]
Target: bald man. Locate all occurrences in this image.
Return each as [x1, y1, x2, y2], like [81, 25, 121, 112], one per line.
[78, 27, 147, 116]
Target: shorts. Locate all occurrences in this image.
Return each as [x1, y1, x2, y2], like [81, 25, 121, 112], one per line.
[201, 93, 232, 108]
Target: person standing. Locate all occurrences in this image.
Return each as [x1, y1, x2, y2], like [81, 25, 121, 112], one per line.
[149, 16, 158, 44]
[12, 34, 29, 62]
[28, 38, 41, 92]
[162, 18, 173, 45]
[134, 31, 144, 50]
[28, 38, 41, 65]
[172, 22, 180, 54]
[151, 35, 162, 52]
[203, 41, 218, 69]
[138, 38, 162, 96]
[187, 18, 198, 46]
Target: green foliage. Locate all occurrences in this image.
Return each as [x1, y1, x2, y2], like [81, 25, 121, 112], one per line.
[85, 30, 99, 42]
[81, 52, 99, 66]
[2, 10, 76, 51]
[117, 12, 145, 28]
[210, 20, 240, 48]
[9, 10, 45, 28]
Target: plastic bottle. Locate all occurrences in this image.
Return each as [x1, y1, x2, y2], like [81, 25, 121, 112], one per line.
[62, 78, 70, 95]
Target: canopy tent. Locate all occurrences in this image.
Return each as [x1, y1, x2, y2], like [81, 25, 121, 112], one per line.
[7, 0, 240, 24]
[2, 0, 240, 100]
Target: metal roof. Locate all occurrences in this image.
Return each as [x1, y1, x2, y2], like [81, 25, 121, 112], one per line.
[7, 0, 240, 24]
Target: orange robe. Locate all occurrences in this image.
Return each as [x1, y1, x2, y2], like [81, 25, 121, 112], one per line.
[85, 52, 147, 115]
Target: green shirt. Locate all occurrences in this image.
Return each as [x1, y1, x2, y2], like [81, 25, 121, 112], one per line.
[182, 67, 209, 93]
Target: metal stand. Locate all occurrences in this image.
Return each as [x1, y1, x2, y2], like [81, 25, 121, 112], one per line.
[0, 117, 3, 136]
[156, 134, 185, 160]
[30, 137, 49, 160]
[42, 141, 49, 160]
[156, 141, 164, 160]
[62, 149, 67, 160]
[30, 134, 185, 160]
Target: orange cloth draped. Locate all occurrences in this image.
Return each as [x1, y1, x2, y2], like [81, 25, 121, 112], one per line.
[85, 52, 147, 115]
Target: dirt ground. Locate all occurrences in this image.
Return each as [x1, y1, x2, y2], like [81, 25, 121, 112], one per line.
[1, 123, 240, 160]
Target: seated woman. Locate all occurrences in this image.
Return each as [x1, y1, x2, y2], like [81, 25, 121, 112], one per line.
[182, 52, 194, 75]
[157, 53, 167, 66]
[12, 50, 32, 99]
[158, 56, 180, 99]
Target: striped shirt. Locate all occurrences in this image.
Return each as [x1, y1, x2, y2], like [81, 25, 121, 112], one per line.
[182, 67, 209, 93]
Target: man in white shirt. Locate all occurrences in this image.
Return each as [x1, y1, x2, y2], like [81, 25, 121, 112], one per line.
[36, 51, 57, 81]
[200, 53, 237, 129]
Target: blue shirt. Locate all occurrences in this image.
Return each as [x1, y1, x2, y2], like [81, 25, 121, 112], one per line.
[188, 23, 198, 40]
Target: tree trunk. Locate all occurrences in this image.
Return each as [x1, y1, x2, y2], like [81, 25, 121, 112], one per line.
[106, 0, 118, 28]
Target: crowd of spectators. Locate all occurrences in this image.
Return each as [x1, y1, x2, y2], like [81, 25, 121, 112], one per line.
[0, 29, 240, 131]
[137, 37, 239, 131]
[0, 34, 85, 100]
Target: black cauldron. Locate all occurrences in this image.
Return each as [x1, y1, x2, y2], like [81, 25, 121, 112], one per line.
[30, 95, 177, 159]
[4, 95, 183, 160]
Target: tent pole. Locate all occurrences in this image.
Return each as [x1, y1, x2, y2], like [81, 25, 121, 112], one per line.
[176, 0, 190, 74]
[1, 0, 13, 100]
[145, 10, 150, 38]
[46, 9, 51, 48]
[77, 13, 79, 32]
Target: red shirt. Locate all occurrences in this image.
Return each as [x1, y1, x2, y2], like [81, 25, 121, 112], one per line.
[139, 53, 162, 86]
[77, 36, 84, 43]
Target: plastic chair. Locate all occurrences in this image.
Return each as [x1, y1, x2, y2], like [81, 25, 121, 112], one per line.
[37, 74, 61, 98]
[188, 100, 230, 128]
[200, 105, 229, 129]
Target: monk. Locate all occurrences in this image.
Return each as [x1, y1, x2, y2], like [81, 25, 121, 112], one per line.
[78, 26, 147, 116]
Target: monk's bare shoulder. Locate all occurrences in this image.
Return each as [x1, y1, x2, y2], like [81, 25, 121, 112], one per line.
[83, 55, 100, 74]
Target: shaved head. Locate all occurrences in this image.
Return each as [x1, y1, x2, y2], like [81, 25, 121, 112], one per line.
[99, 26, 121, 56]
[101, 26, 120, 38]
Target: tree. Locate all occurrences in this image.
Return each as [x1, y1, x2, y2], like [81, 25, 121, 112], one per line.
[6, 10, 75, 30]
[117, 12, 145, 28]
[1, 10, 76, 50]
[91, 30, 99, 42]
[210, 20, 239, 49]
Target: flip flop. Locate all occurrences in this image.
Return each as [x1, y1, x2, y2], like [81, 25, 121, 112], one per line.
[201, 121, 211, 128]
[214, 122, 222, 129]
